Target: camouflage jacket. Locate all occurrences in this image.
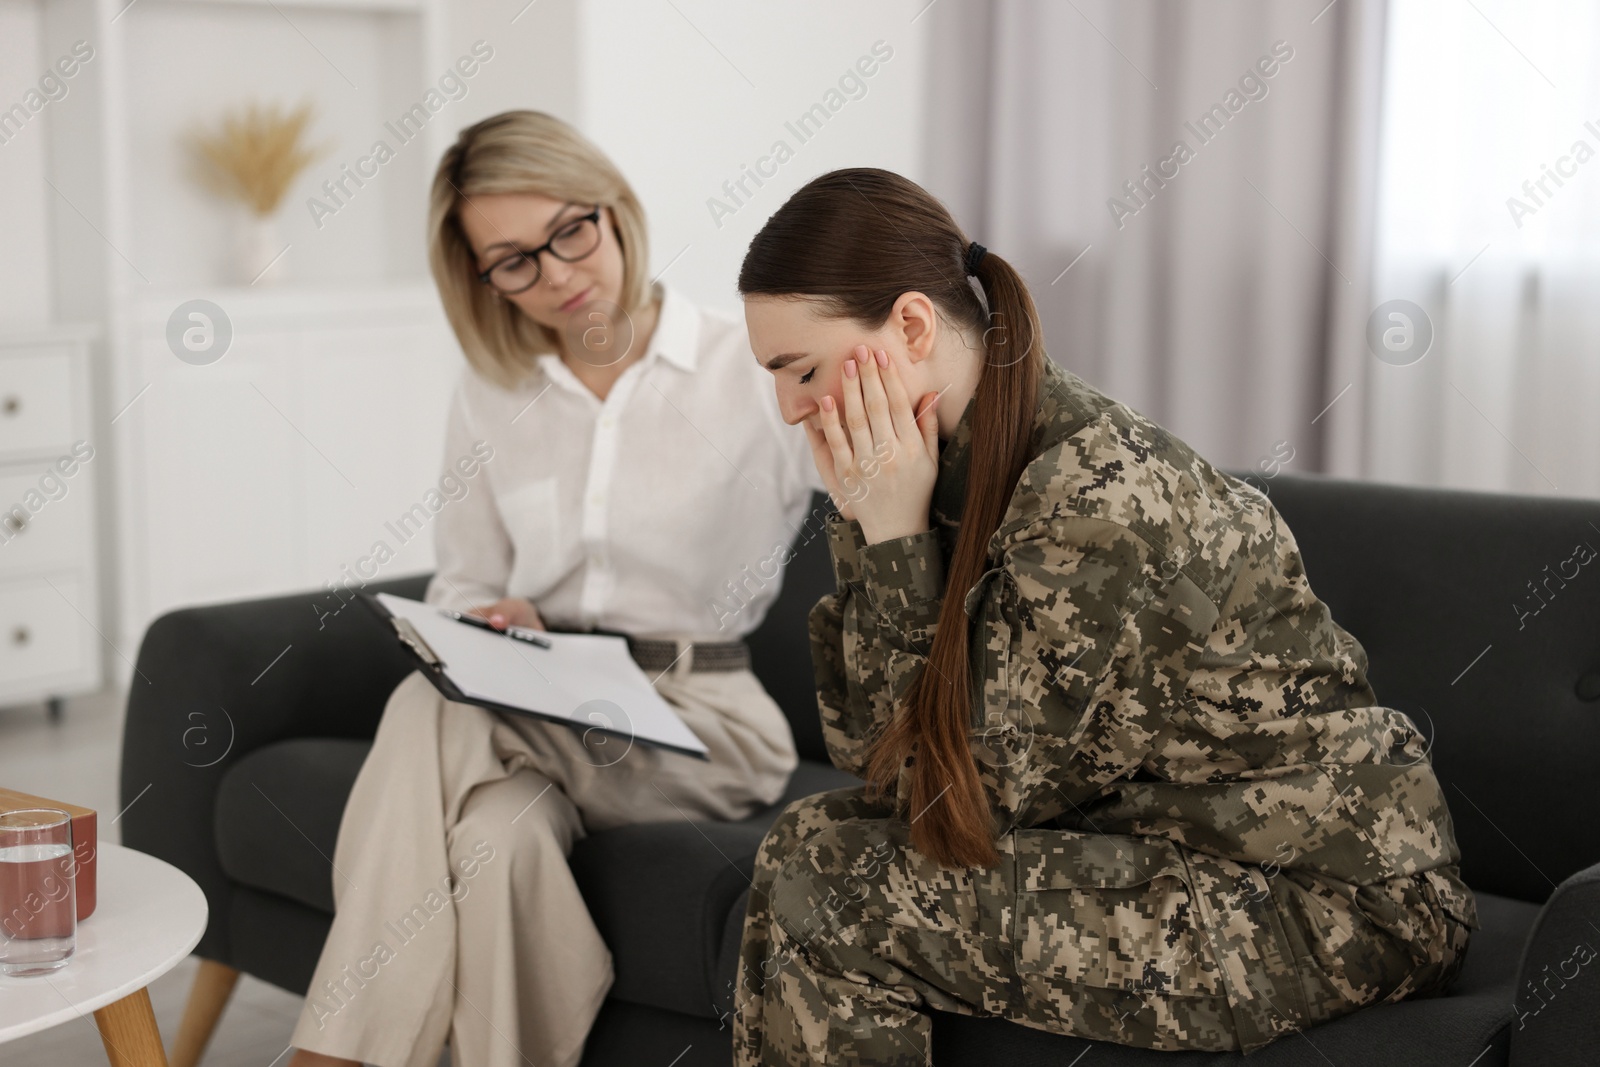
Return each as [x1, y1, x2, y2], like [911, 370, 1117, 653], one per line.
[810, 355, 1466, 891]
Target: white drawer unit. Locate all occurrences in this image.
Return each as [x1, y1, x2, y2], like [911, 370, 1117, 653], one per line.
[0, 326, 101, 714]
[0, 573, 93, 694]
[0, 464, 95, 578]
[0, 349, 77, 461]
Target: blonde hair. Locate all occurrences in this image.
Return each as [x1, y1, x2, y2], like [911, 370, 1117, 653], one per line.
[427, 110, 652, 388]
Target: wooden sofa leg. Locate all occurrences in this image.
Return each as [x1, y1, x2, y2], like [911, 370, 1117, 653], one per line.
[169, 958, 241, 1067]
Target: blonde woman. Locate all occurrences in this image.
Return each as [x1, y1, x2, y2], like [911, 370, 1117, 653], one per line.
[285, 110, 820, 1067]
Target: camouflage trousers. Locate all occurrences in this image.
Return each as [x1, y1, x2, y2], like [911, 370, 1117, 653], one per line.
[731, 785, 1474, 1066]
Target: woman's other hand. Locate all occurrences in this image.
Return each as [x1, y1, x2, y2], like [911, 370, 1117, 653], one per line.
[816, 344, 941, 544]
[468, 597, 546, 631]
[804, 417, 859, 522]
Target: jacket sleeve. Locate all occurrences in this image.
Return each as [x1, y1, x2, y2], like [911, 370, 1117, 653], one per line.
[806, 506, 1198, 836]
[978, 512, 1186, 836]
[808, 513, 949, 778]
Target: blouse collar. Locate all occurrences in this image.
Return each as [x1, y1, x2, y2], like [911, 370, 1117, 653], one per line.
[535, 280, 701, 383]
[648, 281, 701, 372]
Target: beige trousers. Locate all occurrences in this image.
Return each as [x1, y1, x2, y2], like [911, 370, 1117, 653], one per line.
[287, 644, 799, 1067]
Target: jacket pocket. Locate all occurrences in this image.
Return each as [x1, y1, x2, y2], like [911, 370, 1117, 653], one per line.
[1326, 761, 1461, 883]
[1420, 865, 1479, 930]
[1011, 828, 1226, 999]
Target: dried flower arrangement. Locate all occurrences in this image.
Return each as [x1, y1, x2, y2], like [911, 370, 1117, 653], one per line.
[186, 100, 328, 217]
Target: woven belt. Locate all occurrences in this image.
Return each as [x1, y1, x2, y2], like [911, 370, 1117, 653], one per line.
[624, 636, 750, 674]
[546, 625, 750, 674]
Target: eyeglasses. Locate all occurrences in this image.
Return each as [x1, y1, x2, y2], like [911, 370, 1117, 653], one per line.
[477, 205, 604, 295]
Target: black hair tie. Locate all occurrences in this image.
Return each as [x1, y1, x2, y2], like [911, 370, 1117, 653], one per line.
[964, 241, 988, 276]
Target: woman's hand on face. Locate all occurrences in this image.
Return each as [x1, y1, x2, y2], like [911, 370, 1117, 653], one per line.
[814, 344, 941, 545]
[469, 597, 545, 631]
[803, 417, 858, 522]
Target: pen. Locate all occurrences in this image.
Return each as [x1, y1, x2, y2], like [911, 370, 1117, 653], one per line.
[440, 609, 553, 648]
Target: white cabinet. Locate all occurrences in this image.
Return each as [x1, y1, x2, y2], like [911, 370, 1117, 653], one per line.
[23, 0, 459, 681]
[0, 575, 97, 696]
[110, 285, 457, 671]
[0, 352, 76, 457]
[0, 327, 102, 709]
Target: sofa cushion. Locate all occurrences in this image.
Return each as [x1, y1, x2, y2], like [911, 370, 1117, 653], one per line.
[569, 759, 859, 1019]
[214, 736, 861, 1018]
[215, 738, 373, 914]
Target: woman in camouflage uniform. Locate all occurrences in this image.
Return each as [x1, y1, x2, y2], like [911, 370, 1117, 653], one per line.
[731, 168, 1476, 1065]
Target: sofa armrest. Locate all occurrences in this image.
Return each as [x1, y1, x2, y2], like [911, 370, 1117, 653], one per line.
[117, 573, 432, 963]
[569, 816, 768, 1021]
[1508, 858, 1600, 1065]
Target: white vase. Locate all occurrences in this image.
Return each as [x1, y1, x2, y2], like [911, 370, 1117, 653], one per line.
[235, 212, 289, 286]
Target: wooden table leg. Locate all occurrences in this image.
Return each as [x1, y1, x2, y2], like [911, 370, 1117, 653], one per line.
[93, 985, 169, 1067]
[172, 959, 240, 1067]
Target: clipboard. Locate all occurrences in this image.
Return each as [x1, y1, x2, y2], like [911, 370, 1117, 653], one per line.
[359, 592, 711, 761]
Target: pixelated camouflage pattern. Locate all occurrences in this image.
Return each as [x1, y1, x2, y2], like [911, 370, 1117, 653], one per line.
[733, 356, 1475, 1061]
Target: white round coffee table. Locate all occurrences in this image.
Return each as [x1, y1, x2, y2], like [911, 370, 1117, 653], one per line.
[0, 841, 208, 1066]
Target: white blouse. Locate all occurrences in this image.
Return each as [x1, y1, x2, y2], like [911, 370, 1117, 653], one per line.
[422, 281, 824, 641]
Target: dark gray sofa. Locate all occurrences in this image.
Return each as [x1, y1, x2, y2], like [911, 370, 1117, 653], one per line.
[118, 471, 1600, 1065]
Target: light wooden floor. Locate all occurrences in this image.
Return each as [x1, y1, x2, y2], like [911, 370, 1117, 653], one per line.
[0, 689, 450, 1067]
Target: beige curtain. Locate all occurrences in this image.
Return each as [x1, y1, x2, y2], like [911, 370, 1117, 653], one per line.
[921, 0, 1389, 479]
[1365, 0, 1600, 499]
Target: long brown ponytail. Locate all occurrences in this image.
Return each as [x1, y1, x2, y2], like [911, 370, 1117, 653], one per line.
[738, 169, 1043, 870]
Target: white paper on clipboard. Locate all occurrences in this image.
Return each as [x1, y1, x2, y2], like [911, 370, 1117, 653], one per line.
[376, 592, 710, 758]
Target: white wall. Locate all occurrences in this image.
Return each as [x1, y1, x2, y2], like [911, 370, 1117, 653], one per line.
[0, 0, 54, 324]
[574, 0, 931, 318]
[442, 0, 580, 129]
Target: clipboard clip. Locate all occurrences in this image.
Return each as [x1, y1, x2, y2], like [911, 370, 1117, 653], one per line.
[391, 617, 446, 668]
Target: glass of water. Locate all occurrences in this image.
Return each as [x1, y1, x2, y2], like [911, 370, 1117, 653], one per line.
[0, 808, 77, 976]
